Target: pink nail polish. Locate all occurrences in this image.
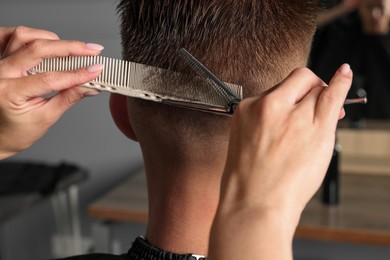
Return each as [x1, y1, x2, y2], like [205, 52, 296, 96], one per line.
[84, 89, 101, 97]
[87, 64, 104, 73]
[86, 43, 105, 51]
[339, 63, 351, 75]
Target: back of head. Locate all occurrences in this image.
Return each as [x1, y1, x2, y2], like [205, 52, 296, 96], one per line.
[117, 0, 319, 155]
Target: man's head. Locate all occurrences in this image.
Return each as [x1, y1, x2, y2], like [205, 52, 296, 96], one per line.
[113, 0, 319, 159]
[358, 0, 390, 34]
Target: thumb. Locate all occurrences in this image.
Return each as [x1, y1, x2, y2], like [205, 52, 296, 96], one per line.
[315, 63, 353, 126]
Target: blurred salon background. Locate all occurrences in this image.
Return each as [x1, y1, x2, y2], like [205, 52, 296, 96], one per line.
[0, 0, 389, 259]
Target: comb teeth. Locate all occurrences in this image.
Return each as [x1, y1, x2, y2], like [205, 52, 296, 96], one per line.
[30, 56, 170, 101]
[33, 56, 131, 89]
[183, 56, 232, 103]
[178, 48, 241, 104]
[29, 56, 243, 115]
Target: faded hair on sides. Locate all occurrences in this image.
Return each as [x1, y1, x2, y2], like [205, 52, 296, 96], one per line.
[116, 0, 319, 144]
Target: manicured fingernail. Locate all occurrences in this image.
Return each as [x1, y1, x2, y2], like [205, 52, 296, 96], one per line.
[87, 64, 104, 73]
[84, 89, 101, 97]
[86, 43, 105, 51]
[339, 63, 351, 75]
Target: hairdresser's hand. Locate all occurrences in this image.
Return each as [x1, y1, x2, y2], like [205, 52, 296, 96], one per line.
[317, 0, 358, 26]
[343, 0, 358, 11]
[0, 26, 104, 160]
[209, 65, 352, 260]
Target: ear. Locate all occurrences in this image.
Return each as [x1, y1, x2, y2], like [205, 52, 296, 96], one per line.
[109, 94, 138, 141]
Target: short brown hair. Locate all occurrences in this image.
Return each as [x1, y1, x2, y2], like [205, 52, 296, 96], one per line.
[117, 0, 319, 143]
[118, 0, 318, 92]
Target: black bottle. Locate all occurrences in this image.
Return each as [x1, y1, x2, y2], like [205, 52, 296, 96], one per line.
[322, 143, 340, 205]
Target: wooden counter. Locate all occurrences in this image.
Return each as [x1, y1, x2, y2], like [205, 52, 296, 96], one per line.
[297, 174, 390, 246]
[89, 171, 390, 246]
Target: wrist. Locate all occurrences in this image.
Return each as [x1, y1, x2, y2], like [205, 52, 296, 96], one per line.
[219, 169, 304, 231]
[218, 198, 301, 237]
[210, 205, 296, 259]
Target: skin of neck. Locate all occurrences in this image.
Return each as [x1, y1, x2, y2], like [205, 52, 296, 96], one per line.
[138, 132, 229, 256]
[125, 67, 299, 256]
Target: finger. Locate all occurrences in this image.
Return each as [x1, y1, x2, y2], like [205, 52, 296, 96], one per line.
[1, 39, 104, 77]
[294, 86, 324, 119]
[315, 64, 353, 126]
[5, 64, 103, 104]
[2, 26, 59, 58]
[39, 85, 101, 123]
[339, 108, 346, 120]
[272, 67, 326, 105]
[0, 27, 16, 57]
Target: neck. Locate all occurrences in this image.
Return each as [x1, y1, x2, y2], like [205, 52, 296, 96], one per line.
[141, 144, 227, 256]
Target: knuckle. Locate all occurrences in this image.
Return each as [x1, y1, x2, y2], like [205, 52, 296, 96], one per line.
[39, 72, 57, 87]
[321, 90, 339, 104]
[14, 26, 59, 41]
[66, 87, 84, 105]
[259, 92, 281, 112]
[26, 39, 46, 54]
[67, 69, 84, 85]
[13, 26, 29, 38]
[290, 67, 313, 77]
[40, 70, 86, 92]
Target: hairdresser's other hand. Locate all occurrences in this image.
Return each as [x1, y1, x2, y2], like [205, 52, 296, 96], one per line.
[209, 65, 352, 260]
[343, 0, 358, 11]
[317, 0, 358, 26]
[0, 26, 104, 160]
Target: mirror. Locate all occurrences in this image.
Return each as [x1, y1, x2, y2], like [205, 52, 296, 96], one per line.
[309, 0, 390, 126]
